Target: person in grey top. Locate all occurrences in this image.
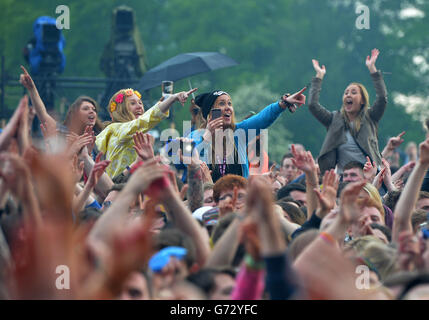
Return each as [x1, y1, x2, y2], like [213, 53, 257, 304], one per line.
[308, 48, 388, 174]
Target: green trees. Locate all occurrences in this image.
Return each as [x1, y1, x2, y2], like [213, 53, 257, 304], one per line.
[1, 0, 427, 162]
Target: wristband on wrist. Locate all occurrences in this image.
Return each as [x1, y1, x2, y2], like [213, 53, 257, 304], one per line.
[280, 94, 297, 113]
[244, 254, 265, 270]
[129, 161, 144, 174]
[319, 231, 336, 245]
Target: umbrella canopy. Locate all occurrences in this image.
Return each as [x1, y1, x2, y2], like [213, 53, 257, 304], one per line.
[137, 52, 238, 91]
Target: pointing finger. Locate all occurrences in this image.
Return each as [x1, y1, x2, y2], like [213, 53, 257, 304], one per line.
[20, 65, 30, 76]
[397, 131, 406, 138]
[187, 88, 198, 95]
[297, 87, 307, 95]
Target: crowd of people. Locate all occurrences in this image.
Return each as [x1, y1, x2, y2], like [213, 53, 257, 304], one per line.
[1, 49, 429, 300]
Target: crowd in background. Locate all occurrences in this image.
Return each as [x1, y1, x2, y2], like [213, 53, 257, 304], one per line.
[1, 49, 429, 300]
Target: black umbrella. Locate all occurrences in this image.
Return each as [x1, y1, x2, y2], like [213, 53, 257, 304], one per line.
[137, 52, 238, 92]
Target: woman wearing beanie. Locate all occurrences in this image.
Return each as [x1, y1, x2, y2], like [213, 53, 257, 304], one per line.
[190, 88, 306, 182]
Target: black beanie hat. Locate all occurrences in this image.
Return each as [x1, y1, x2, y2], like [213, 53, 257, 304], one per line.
[194, 90, 229, 119]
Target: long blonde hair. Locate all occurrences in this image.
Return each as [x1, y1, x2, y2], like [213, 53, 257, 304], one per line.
[105, 88, 142, 125]
[340, 82, 370, 133]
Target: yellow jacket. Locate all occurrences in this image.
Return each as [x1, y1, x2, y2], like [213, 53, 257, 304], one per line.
[96, 103, 168, 178]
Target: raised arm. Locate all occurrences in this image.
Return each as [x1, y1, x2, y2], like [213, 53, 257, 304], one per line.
[392, 137, 429, 243]
[313, 169, 340, 222]
[187, 163, 204, 213]
[391, 160, 415, 184]
[293, 182, 382, 299]
[231, 218, 265, 300]
[73, 156, 110, 214]
[250, 176, 299, 299]
[205, 214, 241, 268]
[19, 66, 57, 129]
[79, 147, 114, 200]
[382, 131, 405, 159]
[366, 49, 388, 122]
[89, 158, 166, 244]
[157, 88, 197, 113]
[180, 145, 208, 212]
[237, 87, 306, 131]
[158, 166, 211, 267]
[308, 59, 333, 128]
[0, 96, 26, 152]
[0, 153, 42, 229]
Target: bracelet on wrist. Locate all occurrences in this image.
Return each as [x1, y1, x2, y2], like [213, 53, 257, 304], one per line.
[129, 161, 144, 174]
[319, 231, 336, 245]
[280, 94, 297, 113]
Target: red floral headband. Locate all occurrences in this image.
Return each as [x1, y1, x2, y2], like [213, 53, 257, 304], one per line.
[110, 89, 142, 112]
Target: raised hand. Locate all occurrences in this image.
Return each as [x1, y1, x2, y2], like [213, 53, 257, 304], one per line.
[133, 132, 155, 161]
[239, 217, 261, 262]
[0, 95, 27, 152]
[312, 59, 326, 79]
[393, 178, 404, 190]
[381, 158, 395, 192]
[386, 131, 406, 151]
[419, 137, 429, 167]
[67, 132, 94, 158]
[175, 88, 198, 106]
[19, 66, 36, 91]
[127, 157, 170, 196]
[339, 180, 367, 225]
[83, 125, 96, 154]
[397, 231, 423, 271]
[391, 161, 415, 185]
[71, 154, 85, 183]
[372, 167, 386, 190]
[247, 175, 285, 256]
[363, 156, 377, 182]
[314, 169, 340, 217]
[0, 152, 32, 199]
[40, 121, 58, 139]
[366, 48, 380, 73]
[87, 153, 111, 188]
[291, 144, 316, 174]
[246, 176, 274, 224]
[402, 161, 416, 173]
[200, 162, 213, 184]
[284, 87, 307, 109]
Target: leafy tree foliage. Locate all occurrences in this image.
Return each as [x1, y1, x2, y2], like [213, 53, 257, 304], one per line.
[1, 0, 427, 162]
